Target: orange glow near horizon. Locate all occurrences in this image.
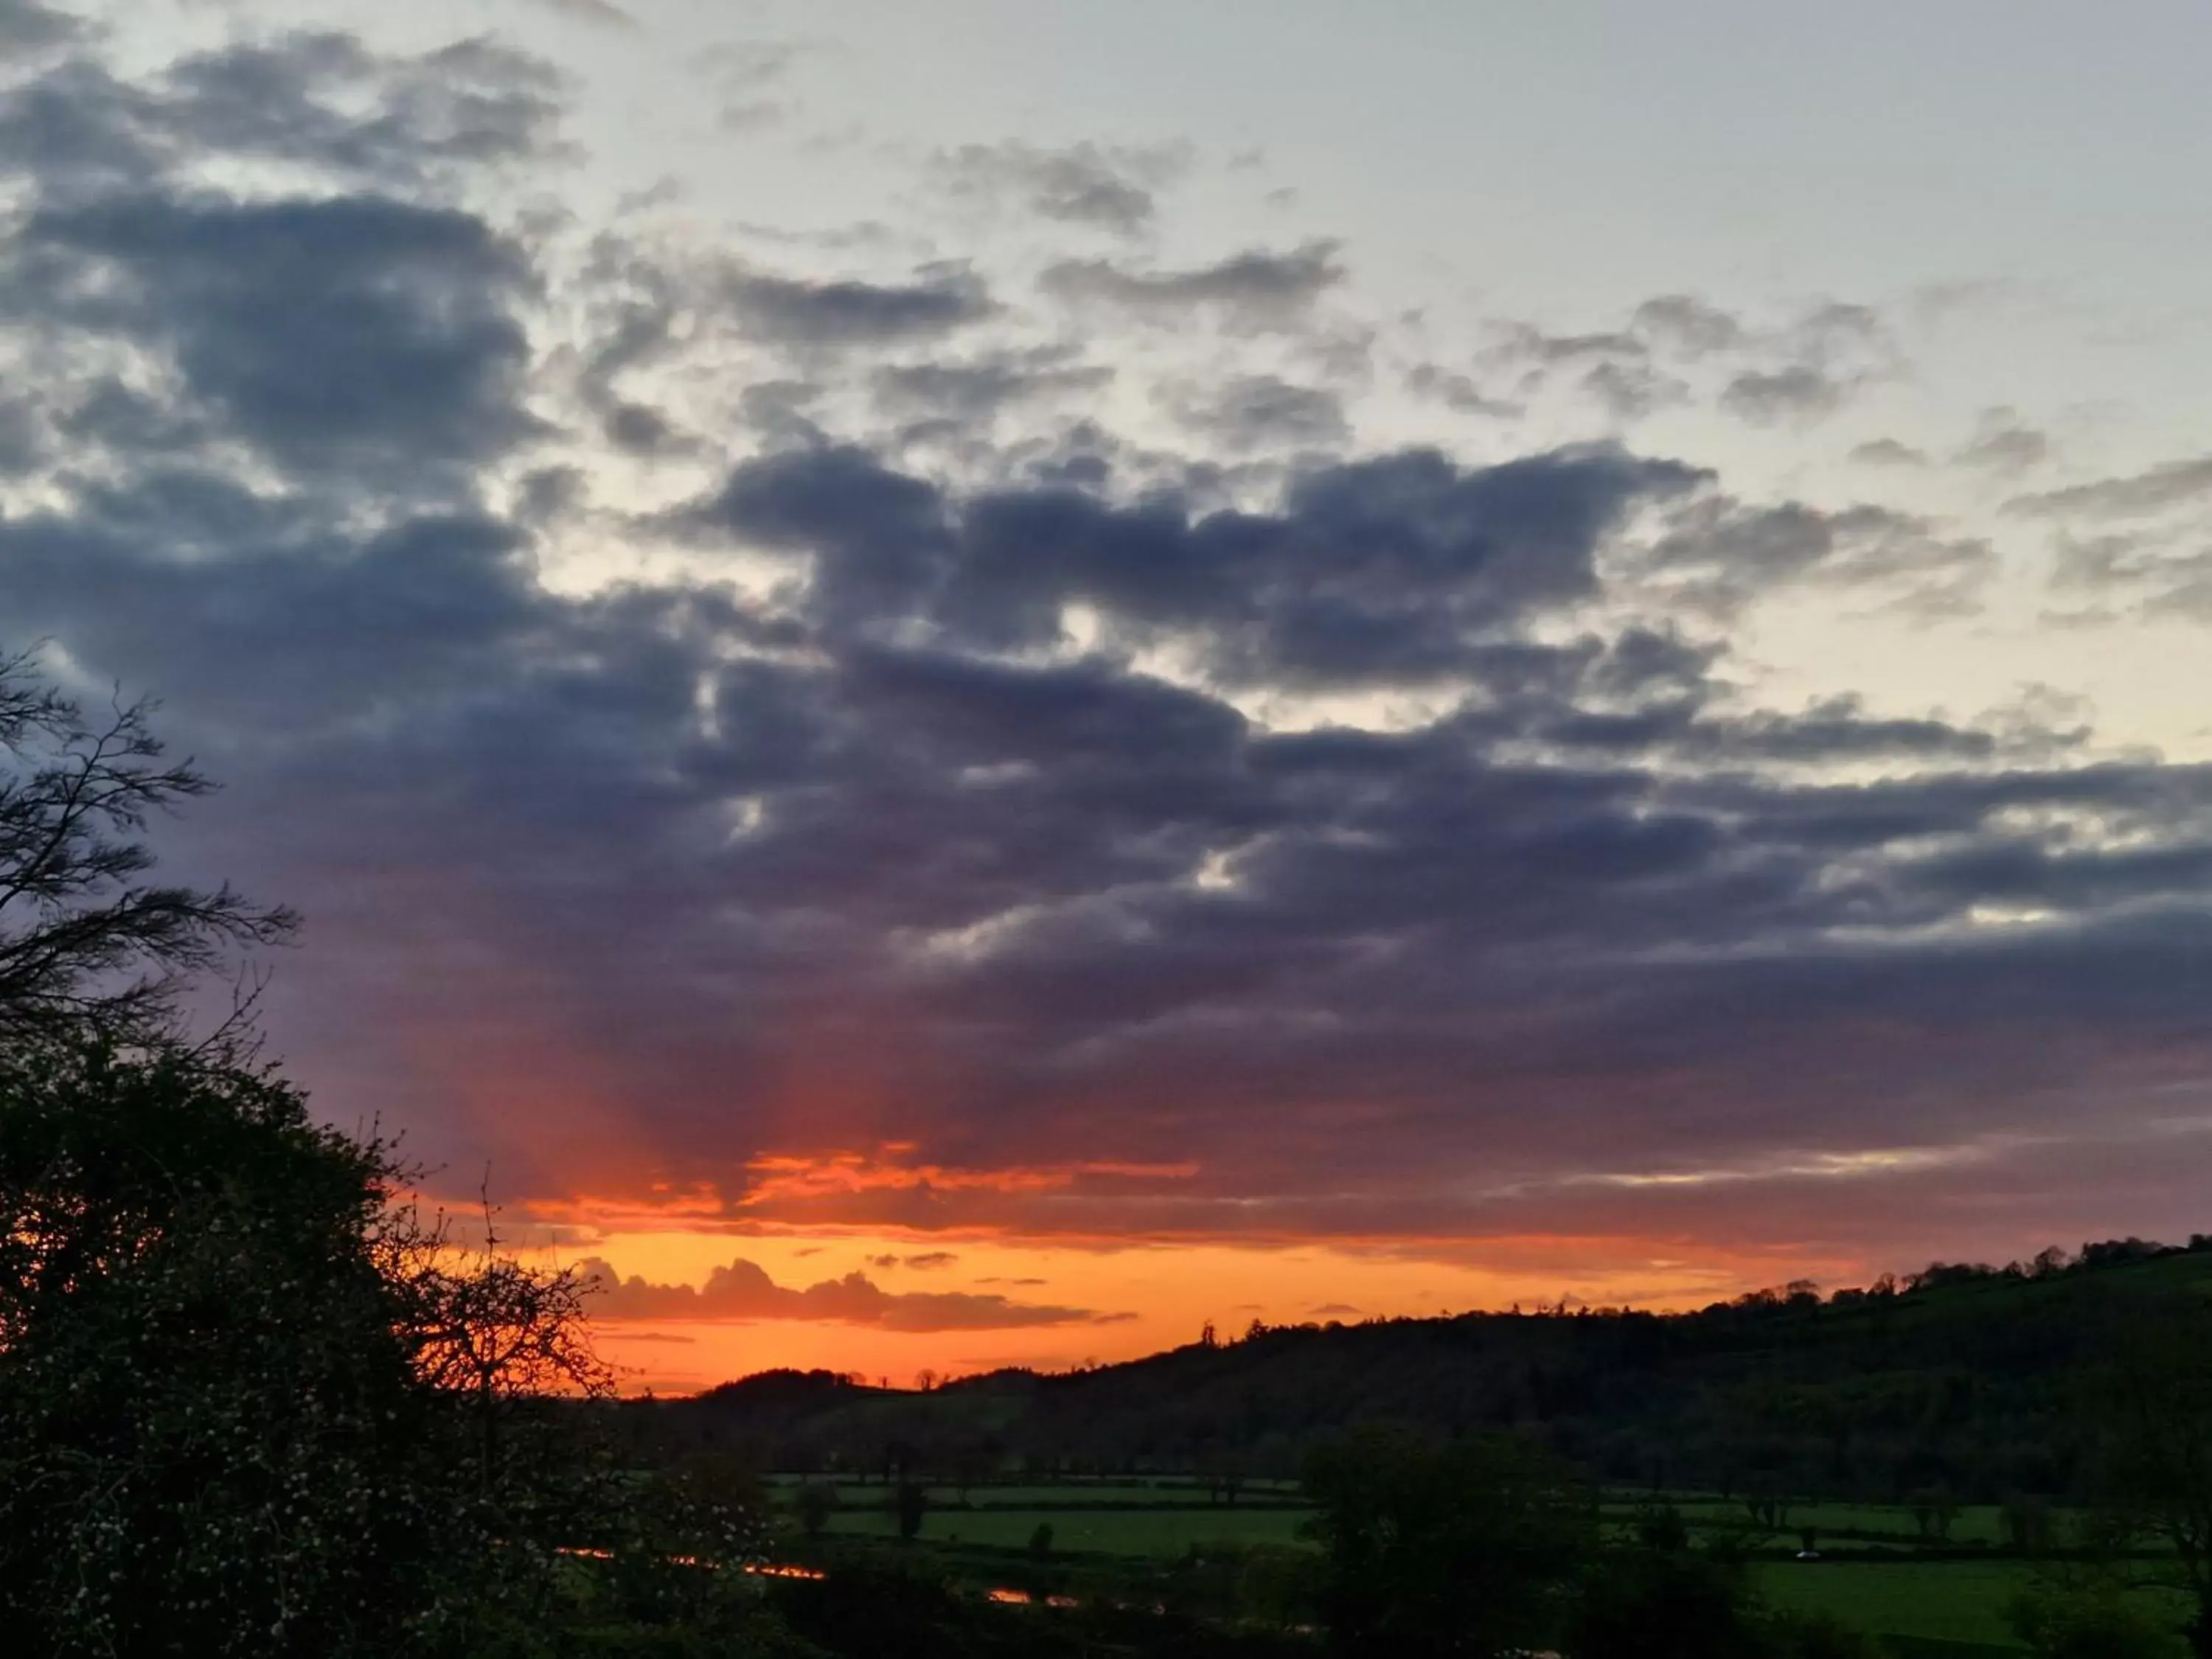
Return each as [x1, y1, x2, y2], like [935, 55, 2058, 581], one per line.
[521, 1219, 1864, 1396]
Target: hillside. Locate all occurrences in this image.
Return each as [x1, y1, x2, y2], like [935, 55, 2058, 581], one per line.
[636, 1241, 2212, 1506]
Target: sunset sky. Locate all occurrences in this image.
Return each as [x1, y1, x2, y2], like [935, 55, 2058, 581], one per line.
[10, 0, 2212, 1391]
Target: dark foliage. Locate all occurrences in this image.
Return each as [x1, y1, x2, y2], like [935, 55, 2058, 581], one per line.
[1303, 1427, 1593, 1658]
[651, 1247, 2212, 1514]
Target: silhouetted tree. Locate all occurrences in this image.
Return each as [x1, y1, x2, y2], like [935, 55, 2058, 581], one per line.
[2010, 1568, 2176, 1659]
[894, 1478, 928, 1541]
[795, 1480, 838, 1539]
[381, 1192, 611, 1490]
[0, 1036, 625, 1657]
[2098, 1306, 2212, 1655]
[1303, 1427, 1594, 1658]
[0, 647, 293, 1037]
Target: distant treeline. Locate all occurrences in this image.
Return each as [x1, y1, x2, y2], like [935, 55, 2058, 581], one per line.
[633, 1237, 2212, 1512]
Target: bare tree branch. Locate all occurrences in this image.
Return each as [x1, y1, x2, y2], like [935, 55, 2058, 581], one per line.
[0, 646, 296, 1040]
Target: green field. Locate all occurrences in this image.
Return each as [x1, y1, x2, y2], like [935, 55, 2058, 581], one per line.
[1753, 1561, 2034, 1649]
[773, 1481, 2203, 1654]
[1663, 1498, 2009, 1547]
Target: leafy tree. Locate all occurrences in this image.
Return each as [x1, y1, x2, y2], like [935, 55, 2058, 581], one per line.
[0, 646, 293, 1037]
[0, 1038, 458, 1656]
[2096, 1307, 2212, 1656]
[1575, 1500, 1767, 1659]
[1302, 1427, 1596, 1658]
[1761, 1610, 1880, 1659]
[2006, 1495, 2059, 1556]
[894, 1478, 928, 1541]
[1907, 1485, 1960, 1541]
[795, 1480, 839, 1539]
[2010, 1571, 2179, 1659]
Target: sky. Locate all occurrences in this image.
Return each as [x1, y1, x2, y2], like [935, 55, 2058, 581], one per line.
[8, 0, 2212, 1391]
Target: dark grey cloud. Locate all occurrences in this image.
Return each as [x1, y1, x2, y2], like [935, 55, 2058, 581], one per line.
[579, 1256, 1112, 1329]
[8, 9, 2212, 1280]
[0, 32, 557, 201]
[726, 260, 995, 349]
[1, 192, 543, 490]
[9, 424, 2208, 1254]
[0, 0, 74, 52]
[1642, 500, 1993, 616]
[687, 441, 1702, 684]
[1040, 239, 1344, 331]
[933, 139, 1191, 236]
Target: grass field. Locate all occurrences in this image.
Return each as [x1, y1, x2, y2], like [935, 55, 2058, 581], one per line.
[1752, 1561, 2034, 1649]
[1665, 1498, 2009, 1546]
[773, 1480, 2197, 1653]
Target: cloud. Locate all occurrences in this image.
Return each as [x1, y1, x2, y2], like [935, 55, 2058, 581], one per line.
[696, 41, 804, 131]
[525, 0, 639, 29]
[726, 261, 996, 349]
[10, 10, 2212, 1292]
[1719, 364, 1853, 424]
[1484, 295, 1894, 428]
[1, 194, 543, 490]
[684, 440, 1703, 683]
[1162, 373, 1347, 452]
[579, 1256, 1114, 1330]
[1957, 410, 2049, 474]
[871, 348, 1113, 427]
[1039, 239, 1344, 331]
[0, 0, 74, 52]
[0, 32, 559, 201]
[1640, 499, 1994, 616]
[1403, 364, 1518, 418]
[1851, 438, 1928, 468]
[933, 140, 1191, 236]
[1630, 294, 1744, 356]
[2008, 456, 2212, 520]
